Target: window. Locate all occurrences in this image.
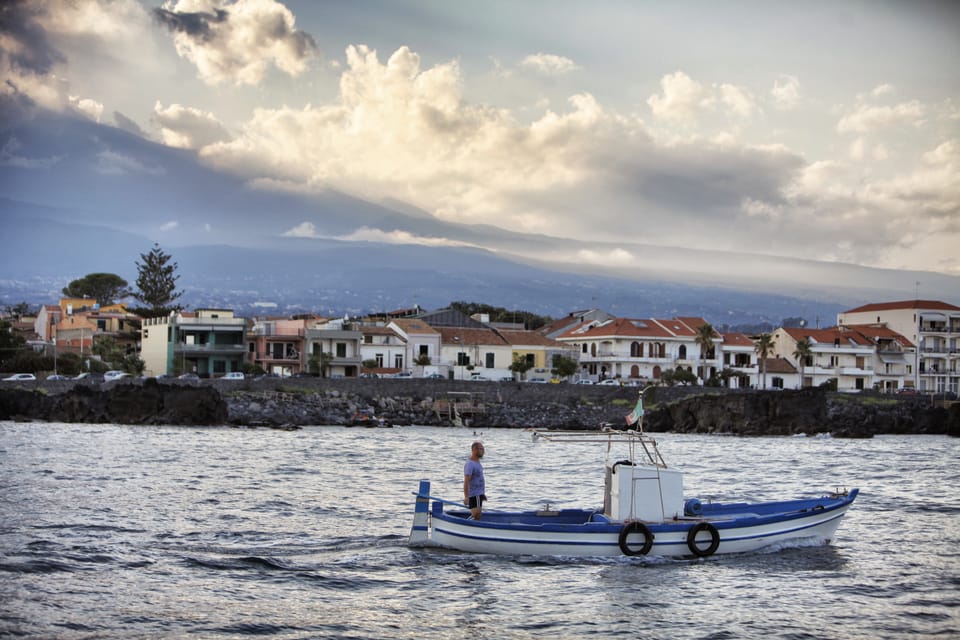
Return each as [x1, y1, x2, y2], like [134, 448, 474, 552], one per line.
[364, 335, 372, 344]
[457, 352, 470, 366]
[679, 345, 687, 359]
[336, 343, 347, 358]
[630, 342, 641, 357]
[394, 354, 403, 368]
[214, 360, 226, 374]
[375, 354, 384, 367]
[419, 344, 429, 356]
[485, 352, 495, 368]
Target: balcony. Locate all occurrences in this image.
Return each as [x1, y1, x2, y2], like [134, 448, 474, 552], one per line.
[174, 342, 247, 355]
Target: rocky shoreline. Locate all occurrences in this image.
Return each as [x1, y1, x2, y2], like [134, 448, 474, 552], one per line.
[1, 378, 957, 437]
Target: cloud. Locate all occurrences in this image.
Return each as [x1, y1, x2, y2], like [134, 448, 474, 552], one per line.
[337, 227, 480, 248]
[282, 221, 319, 238]
[159, 220, 179, 231]
[153, 0, 317, 86]
[69, 95, 103, 121]
[113, 111, 145, 137]
[771, 75, 800, 110]
[153, 101, 231, 149]
[95, 150, 166, 175]
[647, 71, 713, 121]
[0, 1, 66, 76]
[520, 53, 579, 76]
[185, 44, 955, 274]
[197, 47, 806, 248]
[648, 71, 756, 121]
[836, 100, 925, 134]
[0, 136, 62, 169]
[282, 221, 480, 248]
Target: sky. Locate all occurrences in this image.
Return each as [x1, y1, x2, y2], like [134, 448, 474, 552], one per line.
[2, 0, 959, 278]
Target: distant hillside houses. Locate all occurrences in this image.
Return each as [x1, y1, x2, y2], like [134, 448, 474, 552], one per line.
[15, 297, 960, 395]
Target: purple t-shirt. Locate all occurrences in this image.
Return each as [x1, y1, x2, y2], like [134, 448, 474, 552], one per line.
[464, 459, 485, 497]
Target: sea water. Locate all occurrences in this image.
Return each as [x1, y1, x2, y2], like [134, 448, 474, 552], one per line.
[1, 422, 957, 639]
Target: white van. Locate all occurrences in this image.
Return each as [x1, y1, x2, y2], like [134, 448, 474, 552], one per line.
[222, 372, 245, 380]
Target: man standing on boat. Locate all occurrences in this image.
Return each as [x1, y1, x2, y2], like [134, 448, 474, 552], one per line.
[464, 441, 486, 520]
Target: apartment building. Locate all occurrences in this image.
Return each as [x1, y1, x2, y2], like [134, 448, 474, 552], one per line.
[304, 318, 363, 377]
[838, 300, 960, 394]
[247, 317, 309, 377]
[771, 324, 914, 392]
[141, 309, 246, 377]
[555, 316, 722, 383]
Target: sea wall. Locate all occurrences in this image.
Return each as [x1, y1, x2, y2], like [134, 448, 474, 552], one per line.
[0, 378, 956, 436]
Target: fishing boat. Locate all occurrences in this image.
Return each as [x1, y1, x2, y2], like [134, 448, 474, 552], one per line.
[408, 393, 858, 558]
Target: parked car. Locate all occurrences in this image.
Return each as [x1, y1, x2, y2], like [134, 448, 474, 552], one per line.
[597, 379, 620, 386]
[178, 373, 200, 381]
[526, 377, 548, 383]
[359, 373, 379, 379]
[393, 372, 413, 379]
[46, 374, 72, 381]
[103, 370, 131, 381]
[73, 372, 104, 382]
[425, 373, 445, 380]
[574, 379, 594, 385]
[3, 373, 36, 381]
[221, 372, 245, 380]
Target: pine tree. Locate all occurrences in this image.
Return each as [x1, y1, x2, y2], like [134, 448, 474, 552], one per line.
[133, 244, 182, 317]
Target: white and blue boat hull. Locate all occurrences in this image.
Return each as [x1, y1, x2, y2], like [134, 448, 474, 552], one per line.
[412, 482, 858, 558]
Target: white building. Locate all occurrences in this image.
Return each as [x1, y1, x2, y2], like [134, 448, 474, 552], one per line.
[838, 300, 959, 394]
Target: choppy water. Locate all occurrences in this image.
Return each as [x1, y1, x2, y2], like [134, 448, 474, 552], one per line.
[0, 422, 957, 639]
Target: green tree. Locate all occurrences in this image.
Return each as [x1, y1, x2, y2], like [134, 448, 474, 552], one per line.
[509, 354, 534, 380]
[309, 351, 334, 378]
[550, 354, 578, 380]
[0, 319, 27, 368]
[414, 353, 432, 366]
[132, 244, 182, 317]
[4, 302, 32, 320]
[92, 336, 144, 374]
[694, 323, 716, 382]
[449, 301, 552, 331]
[62, 273, 130, 306]
[755, 333, 774, 390]
[792, 338, 812, 389]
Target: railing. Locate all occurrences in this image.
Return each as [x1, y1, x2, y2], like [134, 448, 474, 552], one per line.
[174, 343, 246, 353]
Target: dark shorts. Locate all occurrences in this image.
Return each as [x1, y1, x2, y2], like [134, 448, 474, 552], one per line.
[468, 495, 486, 509]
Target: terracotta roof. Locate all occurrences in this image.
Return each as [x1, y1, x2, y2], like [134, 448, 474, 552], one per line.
[781, 326, 874, 347]
[390, 318, 438, 334]
[843, 299, 960, 313]
[361, 326, 399, 336]
[764, 357, 797, 374]
[843, 324, 915, 348]
[558, 317, 674, 340]
[722, 332, 754, 348]
[652, 318, 697, 337]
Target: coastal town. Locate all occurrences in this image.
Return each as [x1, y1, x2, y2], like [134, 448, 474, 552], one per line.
[4, 295, 959, 398]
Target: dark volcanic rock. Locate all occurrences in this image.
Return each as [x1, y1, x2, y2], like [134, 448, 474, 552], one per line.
[0, 379, 954, 435]
[0, 379, 227, 425]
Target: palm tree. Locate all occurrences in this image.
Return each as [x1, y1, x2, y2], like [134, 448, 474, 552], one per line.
[755, 333, 774, 390]
[792, 338, 812, 389]
[694, 323, 716, 384]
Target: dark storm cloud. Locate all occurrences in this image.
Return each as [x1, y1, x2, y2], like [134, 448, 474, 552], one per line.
[152, 7, 229, 42]
[0, 0, 65, 75]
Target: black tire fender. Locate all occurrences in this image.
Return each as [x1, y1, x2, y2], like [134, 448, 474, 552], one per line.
[686, 522, 720, 557]
[618, 521, 654, 556]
